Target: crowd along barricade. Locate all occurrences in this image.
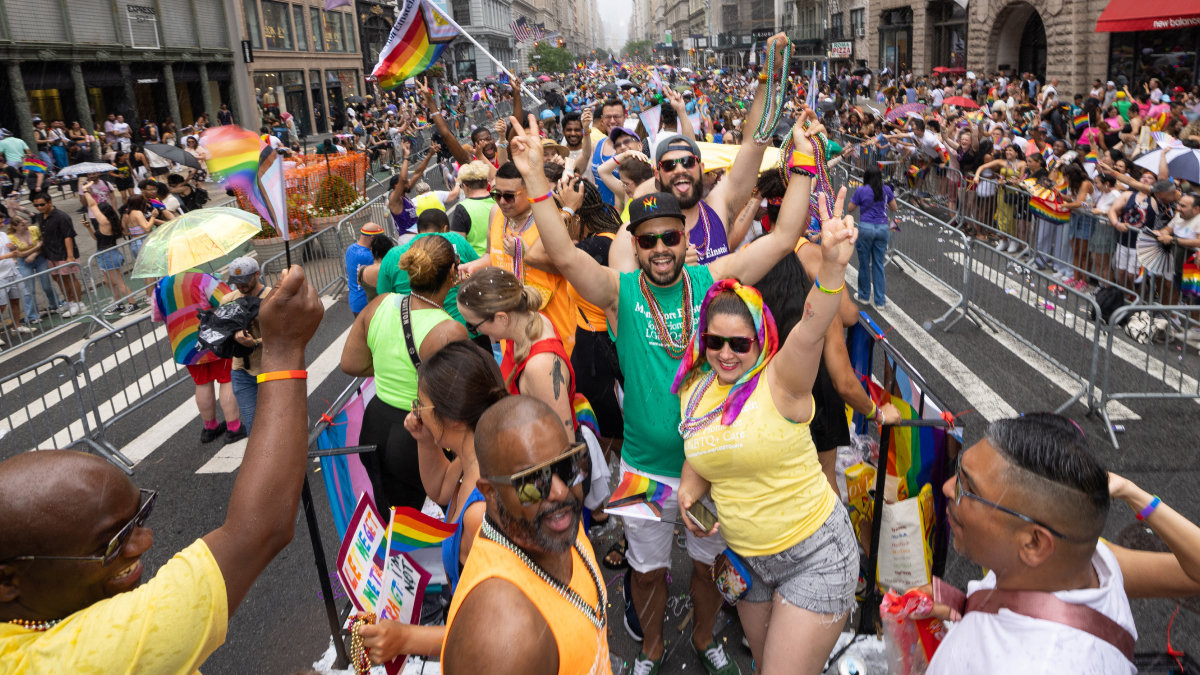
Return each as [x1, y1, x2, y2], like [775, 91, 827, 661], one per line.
[0, 354, 129, 470]
[0, 258, 115, 354]
[1098, 304, 1200, 449]
[256, 221, 351, 297]
[336, 193, 392, 242]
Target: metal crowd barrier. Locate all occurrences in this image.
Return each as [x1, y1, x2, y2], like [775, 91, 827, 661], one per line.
[256, 221, 350, 297]
[0, 259, 114, 353]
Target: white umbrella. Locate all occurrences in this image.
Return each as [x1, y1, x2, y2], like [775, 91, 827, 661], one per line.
[1134, 147, 1200, 185]
[56, 162, 117, 178]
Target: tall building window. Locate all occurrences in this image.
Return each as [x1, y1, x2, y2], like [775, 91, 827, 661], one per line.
[878, 8, 912, 72]
[722, 5, 737, 32]
[453, 0, 472, 25]
[294, 5, 308, 51]
[829, 12, 843, 39]
[261, 1, 293, 50]
[324, 11, 346, 51]
[245, 0, 263, 49]
[310, 7, 324, 51]
[345, 13, 356, 51]
[931, 1, 967, 69]
[850, 8, 863, 37]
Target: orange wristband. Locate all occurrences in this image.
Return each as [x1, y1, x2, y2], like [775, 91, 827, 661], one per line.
[257, 370, 308, 384]
[528, 191, 553, 204]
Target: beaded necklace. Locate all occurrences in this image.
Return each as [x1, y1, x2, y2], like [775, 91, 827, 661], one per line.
[348, 613, 375, 675]
[753, 39, 792, 145]
[639, 267, 693, 359]
[410, 291, 440, 307]
[678, 371, 723, 438]
[480, 517, 606, 630]
[778, 121, 833, 235]
[504, 212, 535, 281]
[7, 618, 63, 632]
[692, 201, 712, 254]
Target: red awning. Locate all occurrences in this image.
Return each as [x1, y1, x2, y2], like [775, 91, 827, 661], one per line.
[1095, 0, 1200, 32]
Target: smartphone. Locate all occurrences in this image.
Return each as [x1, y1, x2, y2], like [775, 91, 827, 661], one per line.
[686, 501, 719, 532]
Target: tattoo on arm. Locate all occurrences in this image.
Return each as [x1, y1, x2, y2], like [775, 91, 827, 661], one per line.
[804, 302, 815, 319]
[551, 359, 566, 400]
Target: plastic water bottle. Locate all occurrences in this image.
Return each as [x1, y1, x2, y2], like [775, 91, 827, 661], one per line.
[837, 655, 866, 675]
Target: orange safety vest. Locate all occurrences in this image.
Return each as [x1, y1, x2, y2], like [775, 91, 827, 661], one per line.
[488, 208, 577, 356]
[443, 524, 612, 675]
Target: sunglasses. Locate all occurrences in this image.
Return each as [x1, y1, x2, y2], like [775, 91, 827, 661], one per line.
[634, 230, 684, 249]
[954, 453, 1067, 539]
[411, 398, 433, 422]
[5, 489, 157, 566]
[701, 333, 755, 354]
[489, 189, 524, 203]
[485, 442, 590, 506]
[464, 314, 491, 334]
[658, 156, 699, 172]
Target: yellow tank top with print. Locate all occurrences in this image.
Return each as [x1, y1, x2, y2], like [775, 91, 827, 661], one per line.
[681, 372, 837, 557]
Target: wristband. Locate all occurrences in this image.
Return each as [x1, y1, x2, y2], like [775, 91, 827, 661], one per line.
[528, 191, 554, 204]
[561, 206, 576, 216]
[257, 370, 308, 384]
[869, 402, 879, 422]
[1135, 495, 1161, 521]
[814, 276, 845, 294]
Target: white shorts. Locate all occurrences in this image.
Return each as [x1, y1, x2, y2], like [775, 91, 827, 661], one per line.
[0, 275, 22, 303]
[618, 460, 727, 573]
[1114, 245, 1138, 275]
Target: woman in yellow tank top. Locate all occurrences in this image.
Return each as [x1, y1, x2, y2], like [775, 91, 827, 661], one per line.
[673, 190, 861, 675]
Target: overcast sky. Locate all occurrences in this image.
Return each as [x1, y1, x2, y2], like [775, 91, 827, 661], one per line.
[602, 0, 632, 48]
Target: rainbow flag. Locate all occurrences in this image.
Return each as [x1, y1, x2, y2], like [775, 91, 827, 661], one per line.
[865, 379, 939, 502]
[371, 0, 459, 91]
[1084, 150, 1098, 164]
[1072, 112, 1089, 133]
[22, 156, 47, 174]
[386, 506, 458, 556]
[151, 272, 231, 365]
[149, 198, 167, 210]
[200, 125, 270, 216]
[608, 473, 673, 517]
[572, 393, 599, 439]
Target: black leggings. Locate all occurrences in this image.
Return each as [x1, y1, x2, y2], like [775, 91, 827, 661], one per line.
[571, 328, 624, 440]
[359, 395, 426, 514]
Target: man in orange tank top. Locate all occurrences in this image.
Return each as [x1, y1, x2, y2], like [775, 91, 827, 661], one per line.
[442, 396, 611, 675]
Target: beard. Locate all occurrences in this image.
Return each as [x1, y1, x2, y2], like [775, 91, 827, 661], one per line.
[638, 247, 686, 286]
[495, 493, 581, 555]
[658, 173, 703, 209]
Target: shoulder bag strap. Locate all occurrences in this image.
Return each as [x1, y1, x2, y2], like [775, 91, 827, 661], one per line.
[400, 294, 422, 368]
[965, 588, 1135, 661]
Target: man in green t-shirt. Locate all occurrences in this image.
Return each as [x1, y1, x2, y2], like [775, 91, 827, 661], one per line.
[1114, 90, 1133, 123]
[377, 209, 480, 336]
[513, 109, 818, 675]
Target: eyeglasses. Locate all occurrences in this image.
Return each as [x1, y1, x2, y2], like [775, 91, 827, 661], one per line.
[411, 398, 434, 422]
[5, 489, 158, 566]
[601, 113, 625, 122]
[658, 156, 699, 172]
[954, 454, 1067, 539]
[634, 230, 684, 249]
[701, 333, 754, 354]
[485, 442, 590, 506]
[490, 189, 524, 203]
[464, 314, 491, 334]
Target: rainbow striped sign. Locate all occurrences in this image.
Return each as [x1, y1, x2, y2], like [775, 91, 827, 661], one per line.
[386, 506, 458, 556]
[608, 472, 674, 519]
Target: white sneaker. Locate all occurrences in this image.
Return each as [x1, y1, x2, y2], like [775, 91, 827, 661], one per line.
[1007, 240, 1021, 253]
[15, 325, 32, 334]
[854, 294, 870, 305]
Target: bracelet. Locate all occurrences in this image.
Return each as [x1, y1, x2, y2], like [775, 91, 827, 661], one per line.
[496, 141, 509, 148]
[1135, 495, 1161, 521]
[868, 402, 879, 422]
[528, 191, 553, 204]
[257, 370, 308, 384]
[561, 206, 576, 216]
[814, 277, 845, 294]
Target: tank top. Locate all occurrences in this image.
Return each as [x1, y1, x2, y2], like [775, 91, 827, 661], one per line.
[443, 523, 612, 675]
[681, 374, 836, 557]
[1119, 192, 1158, 248]
[501, 325, 578, 431]
[458, 196, 496, 256]
[357, 266, 378, 303]
[691, 200, 731, 264]
[366, 294, 453, 408]
[570, 233, 614, 332]
[391, 196, 418, 234]
[488, 208, 577, 357]
[441, 487, 484, 593]
[90, 218, 119, 252]
[590, 140, 617, 205]
[414, 191, 445, 216]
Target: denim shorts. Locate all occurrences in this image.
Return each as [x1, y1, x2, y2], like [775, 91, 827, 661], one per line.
[1068, 212, 1094, 240]
[97, 248, 126, 271]
[741, 502, 858, 615]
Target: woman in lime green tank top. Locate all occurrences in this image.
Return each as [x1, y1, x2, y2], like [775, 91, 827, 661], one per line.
[341, 235, 468, 514]
[672, 191, 864, 675]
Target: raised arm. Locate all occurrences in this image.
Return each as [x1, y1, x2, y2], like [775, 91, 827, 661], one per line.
[1108, 473, 1200, 599]
[201, 266, 323, 614]
[421, 79, 473, 165]
[664, 89, 696, 143]
[573, 109, 594, 175]
[726, 189, 762, 249]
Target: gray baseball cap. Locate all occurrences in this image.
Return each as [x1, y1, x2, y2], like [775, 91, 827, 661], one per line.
[1151, 179, 1176, 194]
[654, 134, 702, 164]
[227, 257, 260, 284]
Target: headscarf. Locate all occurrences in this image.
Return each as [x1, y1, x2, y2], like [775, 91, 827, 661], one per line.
[670, 279, 779, 428]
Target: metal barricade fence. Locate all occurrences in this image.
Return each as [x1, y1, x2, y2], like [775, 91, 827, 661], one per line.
[0, 259, 114, 353]
[1099, 305, 1200, 448]
[336, 193, 392, 241]
[257, 222, 350, 296]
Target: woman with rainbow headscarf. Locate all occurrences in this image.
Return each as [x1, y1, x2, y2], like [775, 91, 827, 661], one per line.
[673, 189, 861, 675]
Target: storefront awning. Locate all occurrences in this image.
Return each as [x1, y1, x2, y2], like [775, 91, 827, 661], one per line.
[1095, 0, 1200, 33]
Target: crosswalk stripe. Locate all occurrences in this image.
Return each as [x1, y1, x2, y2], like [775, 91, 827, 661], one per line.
[845, 265, 1017, 422]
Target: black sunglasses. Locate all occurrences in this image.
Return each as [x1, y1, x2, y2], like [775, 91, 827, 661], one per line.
[658, 156, 699, 172]
[954, 454, 1067, 539]
[6, 489, 158, 566]
[635, 230, 684, 249]
[464, 315, 491, 334]
[701, 333, 754, 354]
[489, 189, 523, 203]
[485, 442, 590, 506]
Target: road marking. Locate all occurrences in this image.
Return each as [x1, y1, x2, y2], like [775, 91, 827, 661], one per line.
[889, 256, 1141, 421]
[845, 266, 1017, 422]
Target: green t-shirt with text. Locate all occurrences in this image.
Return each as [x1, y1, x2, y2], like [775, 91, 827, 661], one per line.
[376, 232, 480, 329]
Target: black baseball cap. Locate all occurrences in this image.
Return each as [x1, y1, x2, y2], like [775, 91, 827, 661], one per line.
[627, 192, 686, 232]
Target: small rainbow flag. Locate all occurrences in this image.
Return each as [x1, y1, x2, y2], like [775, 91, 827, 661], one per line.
[1072, 112, 1089, 133]
[386, 506, 458, 556]
[149, 198, 167, 210]
[1084, 150, 1098, 164]
[200, 125, 271, 226]
[371, 0, 459, 91]
[572, 393, 599, 439]
[608, 473, 673, 518]
[22, 156, 47, 174]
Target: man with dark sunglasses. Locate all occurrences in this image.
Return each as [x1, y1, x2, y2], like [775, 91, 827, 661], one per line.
[917, 414, 1200, 674]
[504, 93, 814, 675]
[443, 395, 611, 675]
[0, 266, 324, 672]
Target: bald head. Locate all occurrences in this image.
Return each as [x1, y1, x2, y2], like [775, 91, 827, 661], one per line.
[475, 396, 568, 477]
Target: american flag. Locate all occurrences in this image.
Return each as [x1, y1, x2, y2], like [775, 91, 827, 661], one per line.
[531, 22, 547, 40]
[511, 16, 532, 42]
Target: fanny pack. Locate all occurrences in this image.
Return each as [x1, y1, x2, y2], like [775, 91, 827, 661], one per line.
[711, 548, 752, 605]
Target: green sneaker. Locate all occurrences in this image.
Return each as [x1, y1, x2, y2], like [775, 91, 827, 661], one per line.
[631, 653, 662, 675]
[695, 642, 741, 675]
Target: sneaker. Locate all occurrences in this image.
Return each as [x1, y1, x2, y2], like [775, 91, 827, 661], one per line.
[871, 298, 886, 309]
[120, 302, 139, 317]
[25, 316, 41, 324]
[622, 573, 644, 642]
[631, 654, 661, 675]
[994, 238, 1007, 251]
[1007, 239, 1021, 253]
[15, 325, 32, 334]
[1050, 272, 1064, 281]
[695, 642, 741, 675]
[854, 293, 870, 305]
[200, 421, 227, 444]
[223, 425, 248, 444]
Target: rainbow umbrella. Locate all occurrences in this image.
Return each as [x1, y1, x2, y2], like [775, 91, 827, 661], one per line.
[884, 102, 929, 123]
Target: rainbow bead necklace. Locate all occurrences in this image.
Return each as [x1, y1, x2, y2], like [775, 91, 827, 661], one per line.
[639, 267, 693, 359]
[678, 371, 723, 438]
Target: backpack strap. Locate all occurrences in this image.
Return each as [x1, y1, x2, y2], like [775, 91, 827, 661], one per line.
[400, 294, 421, 368]
[965, 588, 1135, 661]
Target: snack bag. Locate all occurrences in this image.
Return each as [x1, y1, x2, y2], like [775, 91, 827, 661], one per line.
[880, 588, 951, 675]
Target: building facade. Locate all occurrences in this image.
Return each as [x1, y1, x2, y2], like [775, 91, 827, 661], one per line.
[0, 0, 240, 153]
[448, 0, 514, 80]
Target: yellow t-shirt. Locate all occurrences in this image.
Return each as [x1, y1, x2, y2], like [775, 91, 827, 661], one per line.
[0, 539, 228, 675]
[681, 372, 836, 557]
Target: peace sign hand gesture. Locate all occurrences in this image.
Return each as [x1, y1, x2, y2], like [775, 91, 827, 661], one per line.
[817, 187, 858, 267]
[507, 114, 549, 193]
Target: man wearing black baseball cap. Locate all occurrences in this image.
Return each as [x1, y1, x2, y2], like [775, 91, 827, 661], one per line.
[500, 102, 821, 675]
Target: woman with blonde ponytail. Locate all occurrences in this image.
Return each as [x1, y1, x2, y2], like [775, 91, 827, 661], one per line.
[457, 266, 576, 435]
[340, 235, 467, 513]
